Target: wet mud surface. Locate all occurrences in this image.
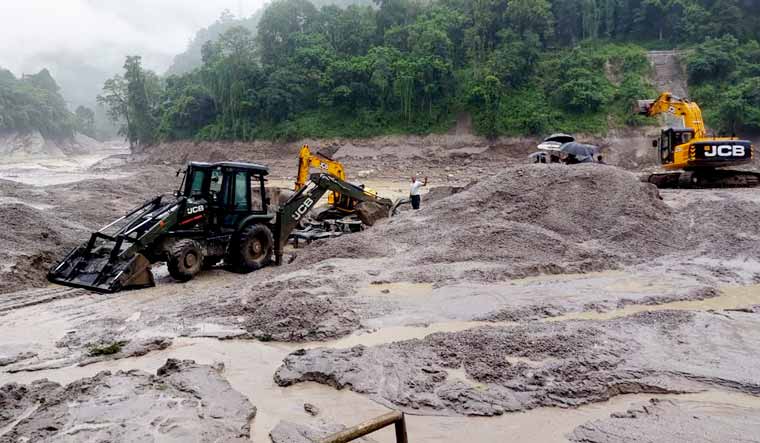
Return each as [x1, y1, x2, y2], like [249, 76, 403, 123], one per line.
[274, 310, 760, 416]
[0, 359, 255, 442]
[2, 142, 760, 441]
[569, 398, 760, 443]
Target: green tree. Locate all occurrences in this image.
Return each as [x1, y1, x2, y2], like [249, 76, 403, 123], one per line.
[97, 75, 130, 138]
[257, 0, 319, 65]
[74, 106, 96, 137]
[469, 74, 502, 137]
[123, 56, 158, 148]
[504, 0, 555, 42]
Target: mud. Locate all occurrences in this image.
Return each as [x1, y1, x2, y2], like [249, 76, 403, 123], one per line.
[0, 359, 255, 442]
[0, 160, 176, 293]
[270, 420, 377, 443]
[4, 135, 760, 441]
[293, 165, 677, 271]
[182, 274, 360, 342]
[570, 398, 760, 442]
[275, 310, 760, 416]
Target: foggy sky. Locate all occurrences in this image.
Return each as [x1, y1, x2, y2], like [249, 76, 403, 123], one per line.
[0, 0, 266, 97]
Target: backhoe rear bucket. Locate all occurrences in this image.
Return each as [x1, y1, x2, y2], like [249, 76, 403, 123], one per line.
[48, 246, 155, 293]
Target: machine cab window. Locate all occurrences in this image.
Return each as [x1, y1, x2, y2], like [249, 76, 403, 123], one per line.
[233, 171, 250, 211]
[209, 167, 227, 205]
[189, 169, 206, 196]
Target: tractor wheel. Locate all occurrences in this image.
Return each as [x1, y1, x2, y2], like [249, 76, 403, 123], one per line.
[167, 239, 204, 282]
[229, 224, 274, 273]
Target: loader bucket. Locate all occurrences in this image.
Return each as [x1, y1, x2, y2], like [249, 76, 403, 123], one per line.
[48, 246, 155, 294]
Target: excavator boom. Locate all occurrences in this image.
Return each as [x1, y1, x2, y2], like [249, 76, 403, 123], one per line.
[637, 92, 707, 138]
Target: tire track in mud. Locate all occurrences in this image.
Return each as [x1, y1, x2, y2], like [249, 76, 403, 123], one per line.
[0, 287, 86, 314]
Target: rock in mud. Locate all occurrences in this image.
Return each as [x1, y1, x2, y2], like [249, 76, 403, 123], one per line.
[569, 398, 760, 443]
[275, 311, 760, 416]
[0, 359, 255, 442]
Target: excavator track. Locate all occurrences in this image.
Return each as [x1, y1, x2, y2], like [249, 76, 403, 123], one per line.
[644, 170, 760, 189]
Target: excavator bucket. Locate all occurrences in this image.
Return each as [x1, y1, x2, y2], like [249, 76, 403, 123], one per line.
[48, 239, 155, 293]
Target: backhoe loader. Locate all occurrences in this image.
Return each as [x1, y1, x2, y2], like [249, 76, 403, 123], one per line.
[48, 161, 392, 293]
[295, 144, 378, 218]
[637, 92, 758, 188]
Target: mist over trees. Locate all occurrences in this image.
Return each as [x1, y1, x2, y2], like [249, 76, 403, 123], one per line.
[96, 0, 760, 145]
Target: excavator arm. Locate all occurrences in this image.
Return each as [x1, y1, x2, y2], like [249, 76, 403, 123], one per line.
[295, 145, 346, 190]
[637, 92, 706, 138]
[274, 172, 393, 264]
[295, 144, 349, 208]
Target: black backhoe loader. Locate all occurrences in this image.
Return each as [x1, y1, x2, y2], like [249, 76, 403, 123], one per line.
[48, 161, 392, 293]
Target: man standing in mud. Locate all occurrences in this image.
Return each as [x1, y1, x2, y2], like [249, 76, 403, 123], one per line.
[410, 176, 428, 210]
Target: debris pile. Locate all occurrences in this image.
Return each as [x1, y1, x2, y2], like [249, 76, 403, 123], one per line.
[0, 359, 256, 441]
[300, 164, 678, 277]
[184, 275, 359, 342]
[0, 203, 83, 293]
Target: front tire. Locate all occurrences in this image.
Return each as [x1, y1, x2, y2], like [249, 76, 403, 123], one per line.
[167, 239, 203, 282]
[229, 224, 274, 273]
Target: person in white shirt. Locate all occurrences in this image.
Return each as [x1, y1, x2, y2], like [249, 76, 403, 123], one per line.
[409, 176, 428, 210]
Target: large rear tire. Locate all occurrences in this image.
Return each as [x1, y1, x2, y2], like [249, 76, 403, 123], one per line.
[229, 224, 274, 273]
[167, 239, 204, 282]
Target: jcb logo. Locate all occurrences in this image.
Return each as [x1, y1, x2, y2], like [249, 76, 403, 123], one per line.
[704, 145, 746, 157]
[292, 198, 314, 221]
[187, 205, 205, 215]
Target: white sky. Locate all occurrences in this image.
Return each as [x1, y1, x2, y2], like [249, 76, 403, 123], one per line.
[0, 0, 266, 76]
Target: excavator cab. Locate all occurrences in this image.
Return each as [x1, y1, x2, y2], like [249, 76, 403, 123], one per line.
[655, 128, 695, 164]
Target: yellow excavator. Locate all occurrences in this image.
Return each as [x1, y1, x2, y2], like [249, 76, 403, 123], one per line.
[295, 144, 377, 218]
[638, 92, 757, 188]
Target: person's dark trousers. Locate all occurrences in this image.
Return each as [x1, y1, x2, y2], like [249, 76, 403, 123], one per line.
[411, 195, 421, 209]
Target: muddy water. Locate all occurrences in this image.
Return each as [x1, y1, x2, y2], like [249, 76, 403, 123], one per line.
[5, 337, 760, 443]
[0, 151, 129, 186]
[361, 282, 434, 297]
[551, 284, 760, 322]
[325, 320, 491, 348]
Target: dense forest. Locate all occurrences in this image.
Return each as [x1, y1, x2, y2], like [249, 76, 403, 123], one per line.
[0, 67, 98, 140]
[85, 0, 760, 144]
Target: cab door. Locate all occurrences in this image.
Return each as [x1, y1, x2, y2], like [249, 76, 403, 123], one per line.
[206, 167, 231, 231]
[222, 170, 251, 229]
[660, 130, 674, 164]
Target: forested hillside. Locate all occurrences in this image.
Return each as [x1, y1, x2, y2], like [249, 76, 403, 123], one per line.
[166, 0, 375, 76]
[101, 0, 760, 146]
[0, 68, 98, 140]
